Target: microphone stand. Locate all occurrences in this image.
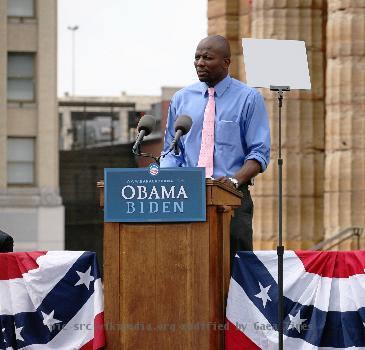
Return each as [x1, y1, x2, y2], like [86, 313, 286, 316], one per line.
[270, 85, 290, 350]
[132, 145, 161, 165]
[173, 143, 180, 155]
[131, 136, 182, 166]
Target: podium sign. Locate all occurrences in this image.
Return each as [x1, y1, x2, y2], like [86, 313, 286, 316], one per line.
[104, 166, 206, 222]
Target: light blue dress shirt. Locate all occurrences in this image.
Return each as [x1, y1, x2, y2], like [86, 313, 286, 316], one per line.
[160, 75, 270, 178]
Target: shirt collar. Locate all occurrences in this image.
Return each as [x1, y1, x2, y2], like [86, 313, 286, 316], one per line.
[200, 75, 232, 97]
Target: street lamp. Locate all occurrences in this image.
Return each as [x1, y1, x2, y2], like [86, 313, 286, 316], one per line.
[67, 25, 79, 96]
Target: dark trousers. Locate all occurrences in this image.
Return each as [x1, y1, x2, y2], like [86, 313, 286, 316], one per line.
[230, 185, 253, 270]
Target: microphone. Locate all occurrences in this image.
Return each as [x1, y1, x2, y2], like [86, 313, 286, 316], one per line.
[132, 115, 156, 153]
[169, 115, 193, 152]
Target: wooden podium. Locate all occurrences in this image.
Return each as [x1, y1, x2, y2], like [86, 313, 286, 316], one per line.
[98, 179, 242, 350]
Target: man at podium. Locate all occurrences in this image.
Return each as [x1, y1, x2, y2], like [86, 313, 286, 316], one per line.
[160, 35, 270, 268]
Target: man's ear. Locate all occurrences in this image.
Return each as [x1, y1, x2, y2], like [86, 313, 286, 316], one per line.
[223, 57, 231, 68]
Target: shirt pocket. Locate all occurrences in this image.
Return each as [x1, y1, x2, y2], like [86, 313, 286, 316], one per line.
[215, 120, 241, 147]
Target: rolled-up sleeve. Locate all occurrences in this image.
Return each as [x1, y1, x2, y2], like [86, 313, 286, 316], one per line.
[243, 91, 271, 172]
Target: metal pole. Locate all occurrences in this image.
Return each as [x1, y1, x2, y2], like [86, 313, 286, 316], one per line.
[67, 25, 79, 96]
[277, 89, 284, 350]
[83, 103, 87, 149]
[270, 85, 290, 350]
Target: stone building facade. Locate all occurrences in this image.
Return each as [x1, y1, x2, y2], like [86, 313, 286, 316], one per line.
[208, 0, 365, 249]
[0, 0, 64, 250]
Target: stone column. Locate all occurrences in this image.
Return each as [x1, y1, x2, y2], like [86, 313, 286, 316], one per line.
[0, 0, 7, 187]
[207, 0, 252, 84]
[208, 0, 240, 77]
[237, 0, 252, 81]
[37, 0, 58, 188]
[249, 0, 326, 249]
[118, 109, 129, 143]
[325, 1, 365, 249]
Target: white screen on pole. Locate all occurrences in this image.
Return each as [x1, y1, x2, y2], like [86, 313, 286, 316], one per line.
[242, 38, 311, 90]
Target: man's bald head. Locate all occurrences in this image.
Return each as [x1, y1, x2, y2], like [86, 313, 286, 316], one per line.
[194, 35, 231, 87]
[198, 35, 231, 59]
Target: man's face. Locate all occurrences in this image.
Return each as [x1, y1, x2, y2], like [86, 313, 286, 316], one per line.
[194, 41, 230, 87]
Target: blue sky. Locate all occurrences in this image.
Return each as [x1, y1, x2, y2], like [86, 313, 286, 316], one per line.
[58, 0, 207, 97]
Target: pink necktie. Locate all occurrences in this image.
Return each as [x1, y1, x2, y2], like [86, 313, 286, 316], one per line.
[198, 87, 215, 178]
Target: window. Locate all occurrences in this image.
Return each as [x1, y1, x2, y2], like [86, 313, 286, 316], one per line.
[7, 138, 35, 185]
[7, 0, 34, 17]
[7, 53, 35, 101]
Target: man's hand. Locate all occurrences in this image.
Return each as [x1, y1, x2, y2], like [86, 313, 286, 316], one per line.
[216, 176, 238, 189]
[216, 159, 262, 189]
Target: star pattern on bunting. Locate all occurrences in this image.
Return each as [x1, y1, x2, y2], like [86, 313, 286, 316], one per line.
[1, 328, 6, 345]
[288, 310, 307, 333]
[75, 266, 95, 290]
[254, 281, 272, 308]
[41, 310, 62, 332]
[15, 325, 24, 342]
